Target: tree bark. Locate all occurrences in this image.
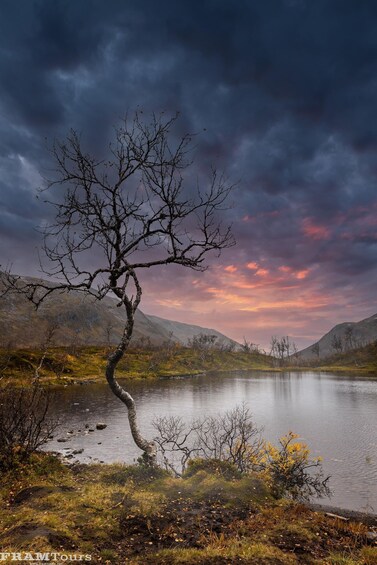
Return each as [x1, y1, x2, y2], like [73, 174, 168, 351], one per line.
[105, 315, 156, 465]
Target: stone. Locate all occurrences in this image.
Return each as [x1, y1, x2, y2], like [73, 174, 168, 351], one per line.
[366, 531, 377, 543]
[96, 423, 107, 430]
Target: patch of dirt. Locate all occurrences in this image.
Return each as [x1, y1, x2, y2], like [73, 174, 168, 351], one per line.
[269, 528, 319, 562]
[250, 506, 371, 563]
[119, 496, 251, 556]
[117, 497, 375, 563]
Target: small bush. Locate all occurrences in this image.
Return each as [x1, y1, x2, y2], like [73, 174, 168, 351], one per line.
[153, 405, 331, 501]
[153, 404, 263, 475]
[261, 432, 331, 501]
[0, 384, 57, 470]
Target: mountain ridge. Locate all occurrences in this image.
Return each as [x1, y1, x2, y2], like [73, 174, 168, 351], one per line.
[298, 313, 377, 360]
[0, 273, 237, 349]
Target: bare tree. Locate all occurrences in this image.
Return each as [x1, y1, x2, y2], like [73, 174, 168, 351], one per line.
[240, 338, 263, 354]
[270, 335, 297, 366]
[105, 320, 115, 349]
[1, 112, 235, 464]
[34, 320, 59, 382]
[148, 332, 177, 373]
[290, 341, 299, 365]
[218, 340, 236, 352]
[240, 338, 253, 353]
[153, 404, 263, 476]
[188, 332, 218, 360]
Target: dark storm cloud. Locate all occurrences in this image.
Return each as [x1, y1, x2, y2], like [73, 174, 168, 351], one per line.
[1, 0, 377, 341]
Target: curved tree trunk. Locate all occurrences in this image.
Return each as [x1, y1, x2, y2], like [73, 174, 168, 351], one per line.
[105, 312, 156, 465]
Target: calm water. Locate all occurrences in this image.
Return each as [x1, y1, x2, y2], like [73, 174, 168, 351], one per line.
[46, 371, 377, 513]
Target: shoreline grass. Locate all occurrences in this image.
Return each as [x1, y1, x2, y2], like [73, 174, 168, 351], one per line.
[1, 343, 376, 388]
[0, 346, 274, 387]
[0, 453, 376, 564]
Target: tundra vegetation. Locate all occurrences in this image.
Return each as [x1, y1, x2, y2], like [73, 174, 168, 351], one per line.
[1, 446, 376, 563]
[1, 337, 377, 390]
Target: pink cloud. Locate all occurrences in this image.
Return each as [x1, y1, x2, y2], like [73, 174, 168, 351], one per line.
[296, 269, 309, 280]
[278, 265, 292, 273]
[224, 265, 238, 273]
[277, 265, 310, 280]
[255, 268, 269, 277]
[246, 262, 259, 270]
[302, 218, 331, 240]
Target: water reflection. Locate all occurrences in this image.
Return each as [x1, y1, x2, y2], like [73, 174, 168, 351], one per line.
[46, 371, 377, 513]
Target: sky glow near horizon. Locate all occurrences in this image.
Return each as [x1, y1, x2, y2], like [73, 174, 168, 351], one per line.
[1, 0, 377, 348]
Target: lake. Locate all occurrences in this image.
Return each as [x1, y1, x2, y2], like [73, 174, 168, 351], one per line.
[46, 370, 377, 513]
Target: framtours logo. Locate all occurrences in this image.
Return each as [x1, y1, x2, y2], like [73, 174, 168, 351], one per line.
[0, 553, 91, 562]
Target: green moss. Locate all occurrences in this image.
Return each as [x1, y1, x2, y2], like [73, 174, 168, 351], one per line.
[100, 463, 170, 486]
[184, 458, 242, 480]
[145, 469, 272, 512]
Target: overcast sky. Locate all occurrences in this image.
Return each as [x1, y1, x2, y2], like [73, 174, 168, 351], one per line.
[1, 0, 377, 348]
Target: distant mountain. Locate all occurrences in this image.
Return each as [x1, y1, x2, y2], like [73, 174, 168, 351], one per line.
[0, 274, 237, 349]
[298, 313, 377, 360]
[147, 314, 235, 346]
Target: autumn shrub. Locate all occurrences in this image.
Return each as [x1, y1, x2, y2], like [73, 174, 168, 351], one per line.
[259, 432, 331, 500]
[153, 405, 331, 501]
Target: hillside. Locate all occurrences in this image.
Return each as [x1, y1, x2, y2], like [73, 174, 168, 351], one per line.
[298, 313, 377, 360]
[0, 274, 236, 349]
[314, 340, 377, 373]
[147, 314, 234, 346]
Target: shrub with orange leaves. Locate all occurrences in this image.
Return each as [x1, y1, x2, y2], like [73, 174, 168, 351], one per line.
[259, 432, 331, 501]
